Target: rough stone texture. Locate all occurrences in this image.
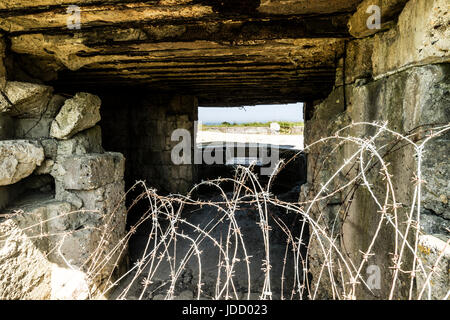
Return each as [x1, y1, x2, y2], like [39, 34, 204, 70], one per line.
[6, 94, 64, 140]
[50, 265, 90, 300]
[0, 36, 5, 89]
[46, 94, 67, 118]
[0, 140, 44, 186]
[133, 95, 197, 194]
[35, 159, 55, 176]
[337, 0, 450, 87]
[302, 2, 449, 298]
[56, 125, 103, 156]
[421, 212, 450, 238]
[54, 186, 83, 210]
[336, 39, 373, 86]
[417, 235, 450, 300]
[13, 94, 67, 139]
[50, 93, 101, 140]
[0, 0, 364, 106]
[51, 178, 127, 297]
[48, 127, 127, 297]
[15, 118, 53, 139]
[0, 194, 122, 300]
[371, 0, 449, 78]
[0, 115, 14, 140]
[0, 81, 53, 117]
[0, 80, 127, 299]
[49, 126, 104, 209]
[0, 198, 53, 299]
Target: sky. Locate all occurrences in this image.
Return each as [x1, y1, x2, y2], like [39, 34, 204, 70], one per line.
[198, 103, 304, 124]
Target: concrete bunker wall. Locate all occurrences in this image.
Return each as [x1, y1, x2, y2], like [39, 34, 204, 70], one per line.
[0, 0, 448, 300]
[303, 0, 449, 299]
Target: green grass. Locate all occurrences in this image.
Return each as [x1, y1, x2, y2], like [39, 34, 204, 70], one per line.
[203, 121, 304, 128]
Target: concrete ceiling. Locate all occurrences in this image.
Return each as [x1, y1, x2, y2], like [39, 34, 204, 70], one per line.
[0, 0, 363, 106]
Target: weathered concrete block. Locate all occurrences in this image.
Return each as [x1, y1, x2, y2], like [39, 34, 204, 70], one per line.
[0, 140, 44, 186]
[45, 200, 77, 236]
[0, 185, 126, 300]
[9, 95, 65, 136]
[344, 0, 450, 82]
[0, 35, 6, 89]
[50, 226, 98, 267]
[39, 138, 58, 159]
[46, 200, 88, 270]
[46, 94, 66, 118]
[54, 187, 84, 210]
[421, 212, 450, 239]
[422, 135, 450, 219]
[61, 152, 124, 191]
[50, 92, 101, 140]
[336, 38, 374, 85]
[0, 81, 53, 117]
[0, 196, 67, 299]
[348, 64, 450, 218]
[56, 125, 103, 156]
[0, 210, 52, 299]
[52, 180, 127, 295]
[0, 194, 107, 300]
[50, 265, 90, 300]
[35, 159, 55, 175]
